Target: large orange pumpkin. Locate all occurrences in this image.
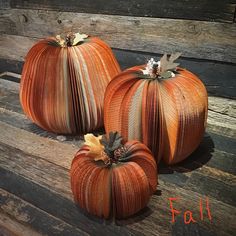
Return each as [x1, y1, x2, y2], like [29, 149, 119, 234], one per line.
[104, 54, 208, 165]
[20, 33, 120, 134]
[70, 132, 157, 219]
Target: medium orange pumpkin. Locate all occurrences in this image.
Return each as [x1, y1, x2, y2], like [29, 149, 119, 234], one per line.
[70, 132, 157, 219]
[104, 54, 208, 165]
[20, 32, 120, 134]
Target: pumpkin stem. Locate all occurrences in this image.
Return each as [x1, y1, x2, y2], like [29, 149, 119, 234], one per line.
[55, 32, 88, 47]
[100, 132, 130, 166]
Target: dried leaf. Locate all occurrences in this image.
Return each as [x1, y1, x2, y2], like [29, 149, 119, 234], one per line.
[160, 53, 181, 76]
[160, 53, 168, 73]
[84, 134, 108, 162]
[72, 33, 88, 46]
[169, 52, 181, 63]
[163, 62, 180, 72]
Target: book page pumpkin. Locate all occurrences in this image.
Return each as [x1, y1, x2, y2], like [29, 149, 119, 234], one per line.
[104, 54, 208, 165]
[20, 33, 121, 134]
[70, 132, 157, 219]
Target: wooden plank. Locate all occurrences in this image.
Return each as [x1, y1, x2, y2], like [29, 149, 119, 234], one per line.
[0, 0, 10, 9]
[208, 96, 236, 118]
[0, 35, 35, 62]
[0, 188, 90, 236]
[1, 163, 235, 236]
[0, 58, 23, 75]
[0, 141, 72, 200]
[0, 120, 77, 169]
[208, 110, 236, 139]
[9, 0, 236, 23]
[1, 139, 234, 235]
[0, 115, 235, 205]
[0, 9, 236, 63]
[171, 133, 236, 175]
[184, 171, 236, 206]
[1, 133, 233, 208]
[0, 211, 48, 236]
[0, 169, 140, 236]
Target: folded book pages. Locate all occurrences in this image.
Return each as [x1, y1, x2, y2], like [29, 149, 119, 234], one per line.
[104, 55, 208, 165]
[20, 33, 121, 134]
[70, 132, 157, 219]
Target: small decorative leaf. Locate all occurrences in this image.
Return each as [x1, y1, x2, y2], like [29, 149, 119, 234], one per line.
[72, 33, 88, 46]
[169, 52, 181, 63]
[162, 62, 179, 72]
[84, 134, 109, 163]
[160, 53, 168, 73]
[55, 32, 88, 47]
[160, 53, 180, 73]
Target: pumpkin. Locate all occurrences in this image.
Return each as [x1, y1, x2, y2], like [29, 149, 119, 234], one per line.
[70, 132, 157, 219]
[104, 54, 208, 165]
[20, 32, 121, 134]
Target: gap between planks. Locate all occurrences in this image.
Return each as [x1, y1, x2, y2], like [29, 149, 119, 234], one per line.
[0, 188, 89, 236]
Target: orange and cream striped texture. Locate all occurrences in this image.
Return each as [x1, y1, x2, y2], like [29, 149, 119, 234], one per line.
[20, 36, 121, 134]
[104, 66, 208, 165]
[70, 141, 157, 219]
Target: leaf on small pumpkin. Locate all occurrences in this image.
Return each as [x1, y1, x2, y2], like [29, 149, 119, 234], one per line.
[84, 134, 109, 163]
[72, 33, 88, 46]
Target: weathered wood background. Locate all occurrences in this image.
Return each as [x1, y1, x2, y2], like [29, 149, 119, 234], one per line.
[0, 0, 236, 98]
[0, 0, 236, 235]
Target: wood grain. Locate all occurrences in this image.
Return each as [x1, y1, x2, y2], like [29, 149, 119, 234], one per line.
[0, 130, 235, 235]
[0, 79, 235, 235]
[1, 8, 236, 62]
[0, 211, 43, 236]
[0, 169, 139, 236]
[0, 146, 235, 235]
[9, 0, 236, 23]
[0, 91, 235, 234]
[0, 188, 89, 236]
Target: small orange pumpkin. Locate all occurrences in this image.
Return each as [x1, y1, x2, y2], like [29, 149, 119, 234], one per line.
[20, 32, 120, 134]
[104, 54, 208, 165]
[70, 132, 157, 219]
